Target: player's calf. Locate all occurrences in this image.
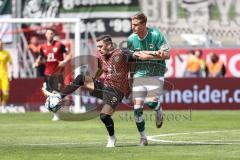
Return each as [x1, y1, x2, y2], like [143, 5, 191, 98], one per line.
[100, 112, 116, 147]
[60, 74, 85, 98]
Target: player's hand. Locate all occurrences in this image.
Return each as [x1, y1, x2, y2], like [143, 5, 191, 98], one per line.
[133, 51, 141, 58]
[157, 50, 163, 57]
[33, 56, 41, 68]
[32, 62, 38, 68]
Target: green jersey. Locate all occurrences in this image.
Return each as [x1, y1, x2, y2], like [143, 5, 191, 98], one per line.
[127, 27, 168, 77]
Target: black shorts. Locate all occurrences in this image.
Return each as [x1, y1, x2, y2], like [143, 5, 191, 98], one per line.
[90, 80, 124, 109]
[44, 75, 64, 92]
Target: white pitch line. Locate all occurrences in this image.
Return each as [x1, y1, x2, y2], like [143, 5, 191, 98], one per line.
[147, 139, 240, 145]
[149, 130, 240, 138]
[148, 130, 240, 145]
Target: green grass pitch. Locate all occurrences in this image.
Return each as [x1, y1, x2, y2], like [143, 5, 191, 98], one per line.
[0, 110, 239, 160]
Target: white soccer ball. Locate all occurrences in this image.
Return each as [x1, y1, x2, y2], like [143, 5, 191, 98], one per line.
[45, 93, 62, 112]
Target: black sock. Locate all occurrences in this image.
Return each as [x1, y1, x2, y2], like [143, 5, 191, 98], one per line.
[60, 74, 85, 98]
[100, 113, 114, 136]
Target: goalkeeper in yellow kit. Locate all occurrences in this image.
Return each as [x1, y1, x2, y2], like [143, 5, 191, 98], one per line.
[0, 39, 13, 113]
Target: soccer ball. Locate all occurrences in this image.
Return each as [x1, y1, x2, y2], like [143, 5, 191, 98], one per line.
[45, 93, 62, 112]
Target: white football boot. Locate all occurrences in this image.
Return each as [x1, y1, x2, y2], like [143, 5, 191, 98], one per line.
[106, 136, 117, 148]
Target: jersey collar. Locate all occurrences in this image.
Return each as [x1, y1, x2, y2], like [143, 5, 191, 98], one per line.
[137, 28, 149, 41]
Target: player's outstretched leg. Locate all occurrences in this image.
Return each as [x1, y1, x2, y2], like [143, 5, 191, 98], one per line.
[42, 74, 86, 113]
[60, 74, 85, 98]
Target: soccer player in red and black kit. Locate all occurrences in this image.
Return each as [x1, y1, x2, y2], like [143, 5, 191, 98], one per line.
[44, 35, 130, 147]
[33, 28, 71, 121]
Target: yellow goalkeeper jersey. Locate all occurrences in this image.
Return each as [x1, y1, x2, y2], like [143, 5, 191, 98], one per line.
[0, 49, 12, 77]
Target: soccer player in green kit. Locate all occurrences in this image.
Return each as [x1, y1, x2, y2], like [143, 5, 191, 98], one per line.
[127, 13, 170, 146]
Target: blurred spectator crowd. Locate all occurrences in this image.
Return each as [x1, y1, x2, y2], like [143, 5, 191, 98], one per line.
[177, 49, 226, 78]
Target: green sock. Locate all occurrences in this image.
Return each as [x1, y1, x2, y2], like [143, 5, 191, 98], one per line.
[134, 108, 145, 132]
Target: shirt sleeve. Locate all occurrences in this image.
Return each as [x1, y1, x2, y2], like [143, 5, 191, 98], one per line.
[155, 30, 168, 50]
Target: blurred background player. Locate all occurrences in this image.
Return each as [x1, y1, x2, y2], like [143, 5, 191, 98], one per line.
[206, 53, 226, 77]
[29, 35, 45, 77]
[127, 13, 170, 146]
[184, 50, 202, 77]
[194, 49, 207, 77]
[33, 28, 71, 121]
[44, 35, 130, 147]
[0, 39, 13, 113]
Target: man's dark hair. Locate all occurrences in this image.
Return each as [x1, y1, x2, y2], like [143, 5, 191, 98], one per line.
[96, 35, 112, 44]
[211, 53, 219, 63]
[132, 12, 147, 24]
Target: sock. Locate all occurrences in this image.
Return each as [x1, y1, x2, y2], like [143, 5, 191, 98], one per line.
[140, 131, 147, 139]
[110, 135, 116, 140]
[53, 112, 58, 117]
[100, 113, 114, 136]
[60, 74, 85, 98]
[134, 108, 145, 133]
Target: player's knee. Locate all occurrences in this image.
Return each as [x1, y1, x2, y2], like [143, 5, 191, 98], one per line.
[132, 86, 147, 100]
[100, 113, 110, 122]
[134, 108, 144, 123]
[2, 90, 9, 95]
[100, 113, 113, 126]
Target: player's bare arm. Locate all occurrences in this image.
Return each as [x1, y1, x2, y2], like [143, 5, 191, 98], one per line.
[134, 50, 170, 60]
[32, 56, 42, 68]
[32, 47, 47, 68]
[58, 50, 72, 67]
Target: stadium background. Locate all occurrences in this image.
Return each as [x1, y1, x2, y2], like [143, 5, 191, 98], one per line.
[0, 0, 239, 111]
[0, 1, 240, 160]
